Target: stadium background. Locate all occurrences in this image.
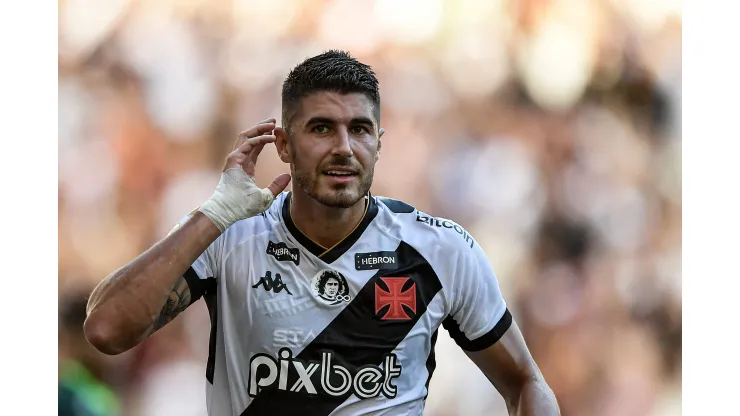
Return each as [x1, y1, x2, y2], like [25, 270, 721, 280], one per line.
[58, 0, 682, 415]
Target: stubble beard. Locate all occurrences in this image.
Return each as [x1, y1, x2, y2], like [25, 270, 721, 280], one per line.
[292, 161, 374, 209]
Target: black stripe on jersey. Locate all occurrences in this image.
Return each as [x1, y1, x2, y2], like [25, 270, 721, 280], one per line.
[282, 193, 380, 264]
[182, 266, 207, 302]
[443, 308, 513, 352]
[242, 241, 442, 416]
[377, 197, 415, 214]
[203, 281, 218, 384]
[424, 329, 439, 400]
[182, 267, 218, 383]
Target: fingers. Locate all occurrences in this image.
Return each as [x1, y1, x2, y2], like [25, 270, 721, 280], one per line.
[224, 134, 276, 171]
[234, 119, 276, 150]
[236, 134, 275, 153]
[248, 142, 266, 167]
[244, 143, 266, 177]
[266, 173, 292, 197]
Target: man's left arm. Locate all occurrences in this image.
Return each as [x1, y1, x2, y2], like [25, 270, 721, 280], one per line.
[443, 239, 559, 416]
[465, 320, 559, 416]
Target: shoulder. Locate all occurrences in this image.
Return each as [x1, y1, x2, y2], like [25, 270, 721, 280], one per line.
[375, 196, 416, 215]
[374, 196, 477, 254]
[375, 197, 493, 297]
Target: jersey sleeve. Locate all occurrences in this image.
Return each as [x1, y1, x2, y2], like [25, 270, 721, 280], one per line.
[443, 240, 512, 352]
[170, 212, 219, 303]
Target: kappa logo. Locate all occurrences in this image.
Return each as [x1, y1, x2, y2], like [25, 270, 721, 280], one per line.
[253, 271, 293, 295]
[311, 269, 352, 305]
[266, 241, 300, 265]
[248, 348, 402, 399]
[375, 277, 417, 320]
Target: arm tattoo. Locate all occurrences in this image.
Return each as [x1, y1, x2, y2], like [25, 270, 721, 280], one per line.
[150, 277, 193, 333]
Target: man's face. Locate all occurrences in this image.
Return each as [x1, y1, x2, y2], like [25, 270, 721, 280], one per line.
[277, 91, 383, 208]
[325, 278, 339, 297]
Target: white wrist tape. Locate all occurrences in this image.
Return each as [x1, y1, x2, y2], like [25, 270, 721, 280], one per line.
[199, 168, 275, 232]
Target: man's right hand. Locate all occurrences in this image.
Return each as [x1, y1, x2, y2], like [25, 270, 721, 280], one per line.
[85, 119, 292, 355]
[200, 118, 292, 232]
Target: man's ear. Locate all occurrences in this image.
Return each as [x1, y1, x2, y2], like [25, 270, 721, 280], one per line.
[274, 127, 292, 163]
[377, 127, 385, 160]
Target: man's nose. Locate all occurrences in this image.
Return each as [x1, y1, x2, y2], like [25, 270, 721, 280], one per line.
[331, 128, 353, 158]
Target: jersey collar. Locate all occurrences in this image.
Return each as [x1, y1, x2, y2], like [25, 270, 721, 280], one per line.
[282, 192, 379, 264]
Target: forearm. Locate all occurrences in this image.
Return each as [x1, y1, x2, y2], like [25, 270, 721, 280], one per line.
[84, 211, 220, 353]
[511, 377, 560, 416]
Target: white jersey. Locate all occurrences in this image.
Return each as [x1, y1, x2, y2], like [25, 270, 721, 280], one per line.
[181, 192, 511, 416]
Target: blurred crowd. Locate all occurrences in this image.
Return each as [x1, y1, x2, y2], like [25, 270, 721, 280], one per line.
[58, 0, 681, 415]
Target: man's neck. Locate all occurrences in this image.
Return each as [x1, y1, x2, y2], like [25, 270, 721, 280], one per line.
[290, 191, 368, 250]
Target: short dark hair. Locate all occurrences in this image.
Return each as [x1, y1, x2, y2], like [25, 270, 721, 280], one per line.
[281, 50, 380, 131]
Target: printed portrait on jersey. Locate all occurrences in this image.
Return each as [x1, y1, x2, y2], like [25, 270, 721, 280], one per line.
[311, 269, 351, 305]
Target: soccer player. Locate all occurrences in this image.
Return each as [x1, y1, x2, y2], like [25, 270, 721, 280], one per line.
[84, 51, 560, 415]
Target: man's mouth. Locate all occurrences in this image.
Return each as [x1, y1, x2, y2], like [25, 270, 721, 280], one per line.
[322, 168, 358, 177]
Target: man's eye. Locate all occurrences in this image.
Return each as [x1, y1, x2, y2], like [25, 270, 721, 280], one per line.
[313, 125, 329, 134]
[350, 126, 367, 134]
